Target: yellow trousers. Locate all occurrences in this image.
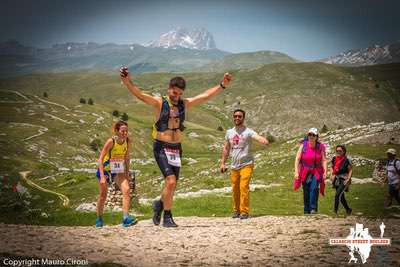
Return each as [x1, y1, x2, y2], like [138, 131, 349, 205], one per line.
[231, 164, 253, 215]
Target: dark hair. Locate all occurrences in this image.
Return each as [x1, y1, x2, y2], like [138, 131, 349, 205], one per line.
[233, 109, 245, 118]
[302, 136, 320, 144]
[336, 145, 347, 155]
[113, 120, 128, 135]
[169, 76, 186, 90]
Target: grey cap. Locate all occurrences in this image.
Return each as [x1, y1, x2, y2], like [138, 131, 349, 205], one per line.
[386, 148, 397, 155]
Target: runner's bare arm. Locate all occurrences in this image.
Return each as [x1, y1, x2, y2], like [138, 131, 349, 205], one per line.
[322, 149, 328, 179]
[221, 140, 230, 164]
[252, 134, 269, 145]
[98, 139, 114, 180]
[347, 165, 353, 179]
[345, 165, 353, 185]
[220, 140, 230, 173]
[294, 144, 303, 180]
[120, 68, 162, 108]
[185, 73, 232, 109]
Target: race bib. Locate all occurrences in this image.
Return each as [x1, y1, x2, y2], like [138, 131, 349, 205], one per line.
[110, 157, 125, 173]
[164, 148, 181, 167]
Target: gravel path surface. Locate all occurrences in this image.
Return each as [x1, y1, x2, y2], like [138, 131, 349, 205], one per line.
[1, 216, 399, 266]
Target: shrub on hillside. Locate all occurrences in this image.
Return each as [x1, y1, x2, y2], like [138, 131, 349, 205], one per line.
[79, 98, 86, 104]
[266, 132, 275, 143]
[321, 124, 329, 133]
[88, 98, 94, 105]
[121, 113, 129, 121]
[112, 110, 120, 117]
[90, 139, 102, 151]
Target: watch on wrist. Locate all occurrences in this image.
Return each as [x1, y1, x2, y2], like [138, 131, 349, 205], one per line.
[220, 82, 226, 89]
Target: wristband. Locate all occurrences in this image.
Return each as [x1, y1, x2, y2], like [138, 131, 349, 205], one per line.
[220, 82, 226, 89]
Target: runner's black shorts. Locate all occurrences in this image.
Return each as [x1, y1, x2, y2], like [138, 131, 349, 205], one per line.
[153, 140, 182, 179]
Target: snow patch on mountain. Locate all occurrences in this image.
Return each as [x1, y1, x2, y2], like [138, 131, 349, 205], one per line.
[145, 27, 217, 50]
[322, 41, 400, 66]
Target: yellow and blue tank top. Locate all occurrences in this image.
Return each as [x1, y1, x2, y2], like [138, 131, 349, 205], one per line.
[103, 136, 128, 171]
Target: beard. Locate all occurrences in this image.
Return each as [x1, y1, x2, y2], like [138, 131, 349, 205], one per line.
[169, 95, 180, 104]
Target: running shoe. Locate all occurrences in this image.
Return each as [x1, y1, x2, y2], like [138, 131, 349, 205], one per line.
[163, 213, 178, 228]
[239, 214, 249, 220]
[152, 199, 163, 225]
[232, 212, 240, 219]
[96, 217, 103, 228]
[345, 208, 352, 217]
[122, 215, 138, 227]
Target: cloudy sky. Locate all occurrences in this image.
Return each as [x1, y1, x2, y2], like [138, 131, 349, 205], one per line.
[1, 0, 399, 60]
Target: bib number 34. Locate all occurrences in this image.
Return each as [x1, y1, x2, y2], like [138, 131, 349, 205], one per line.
[110, 158, 125, 173]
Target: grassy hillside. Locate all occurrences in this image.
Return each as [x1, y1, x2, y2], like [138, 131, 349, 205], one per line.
[196, 50, 298, 72]
[0, 62, 399, 225]
[1, 62, 399, 138]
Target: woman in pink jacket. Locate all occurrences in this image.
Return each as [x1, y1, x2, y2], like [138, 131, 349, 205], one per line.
[293, 128, 328, 214]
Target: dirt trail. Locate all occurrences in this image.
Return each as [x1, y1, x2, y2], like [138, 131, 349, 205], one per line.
[0, 216, 399, 266]
[34, 95, 70, 110]
[19, 171, 70, 207]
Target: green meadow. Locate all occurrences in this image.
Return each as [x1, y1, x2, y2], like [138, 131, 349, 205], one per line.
[1, 63, 399, 226]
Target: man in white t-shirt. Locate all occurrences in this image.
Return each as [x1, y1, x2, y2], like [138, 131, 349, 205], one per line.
[220, 109, 269, 219]
[385, 148, 400, 207]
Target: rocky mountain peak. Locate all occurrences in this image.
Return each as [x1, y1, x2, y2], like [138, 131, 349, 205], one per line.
[145, 27, 217, 50]
[322, 41, 400, 66]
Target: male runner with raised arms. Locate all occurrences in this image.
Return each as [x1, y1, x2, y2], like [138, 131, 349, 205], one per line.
[120, 67, 232, 227]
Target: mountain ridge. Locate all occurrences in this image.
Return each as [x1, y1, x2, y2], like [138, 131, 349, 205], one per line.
[145, 27, 217, 50]
[321, 41, 400, 66]
[0, 40, 298, 77]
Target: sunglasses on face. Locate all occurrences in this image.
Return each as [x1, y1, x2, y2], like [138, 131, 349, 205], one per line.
[308, 133, 317, 137]
[233, 115, 243, 118]
[336, 150, 343, 153]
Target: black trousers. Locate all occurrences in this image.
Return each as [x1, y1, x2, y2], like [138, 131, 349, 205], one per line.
[334, 177, 350, 213]
[387, 184, 400, 206]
